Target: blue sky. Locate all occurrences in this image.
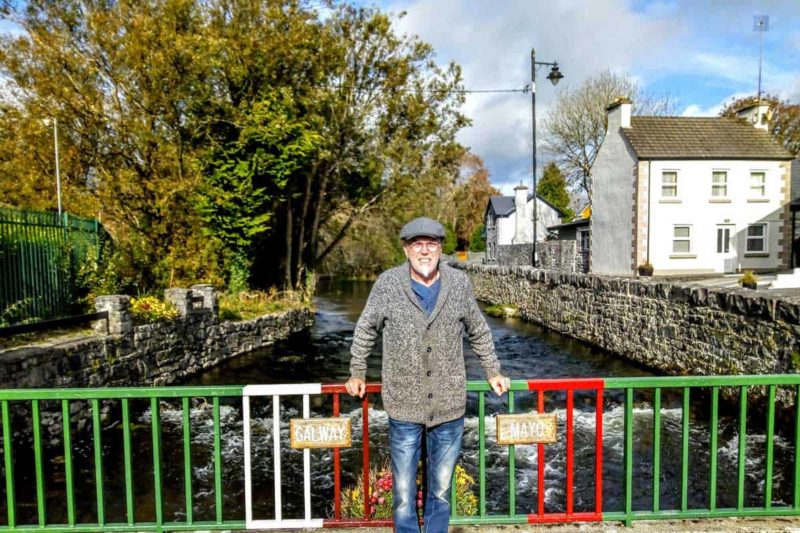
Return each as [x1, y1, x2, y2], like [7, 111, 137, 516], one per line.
[376, 0, 800, 194]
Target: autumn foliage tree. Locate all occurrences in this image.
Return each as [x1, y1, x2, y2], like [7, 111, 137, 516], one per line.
[0, 1, 469, 293]
[719, 94, 800, 155]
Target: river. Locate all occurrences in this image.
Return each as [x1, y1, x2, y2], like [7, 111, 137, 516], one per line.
[3, 280, 793, 524]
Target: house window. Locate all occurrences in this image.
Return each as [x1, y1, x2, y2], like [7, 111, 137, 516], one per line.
[746, 224, 767, 252]
[661, 172, 677, 197]
[673, 225, 691, 253]
[712, 171, 727, 197]
[750, 172, 766, 197]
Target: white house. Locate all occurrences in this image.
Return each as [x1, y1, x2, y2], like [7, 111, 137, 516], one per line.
[484, 184, 566, 264]
[591, 98, 795, 275]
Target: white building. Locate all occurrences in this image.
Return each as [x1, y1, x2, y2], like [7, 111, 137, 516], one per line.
[484, 184, 566, 264]
[592, 98, 795, 275]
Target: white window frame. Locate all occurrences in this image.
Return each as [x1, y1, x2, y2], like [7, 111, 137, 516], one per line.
[745, 223, 768, 254]
[661, 171, 678, 198]
[672, 225, 692, 254]
[750, 171, 766, 198]
[711, 170, 728, 198]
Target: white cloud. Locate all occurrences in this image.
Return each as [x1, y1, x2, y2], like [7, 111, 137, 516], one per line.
[386, 0, 685, 191]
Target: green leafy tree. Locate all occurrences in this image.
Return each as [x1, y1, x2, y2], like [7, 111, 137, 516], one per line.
[469, 224, 486, 252]
[197, 91, 321, 292]
[537, 162, 574, 220]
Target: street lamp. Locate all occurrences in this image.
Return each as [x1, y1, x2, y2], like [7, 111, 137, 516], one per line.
[530, 47, 563, 266]
[42, 117, 62, 217]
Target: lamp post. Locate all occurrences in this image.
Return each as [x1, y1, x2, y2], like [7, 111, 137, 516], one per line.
[43, 117, 62, 217]
[530, 48, 563, 266]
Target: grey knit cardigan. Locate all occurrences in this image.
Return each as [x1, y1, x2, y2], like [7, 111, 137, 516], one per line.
[349, 262, 501, 427]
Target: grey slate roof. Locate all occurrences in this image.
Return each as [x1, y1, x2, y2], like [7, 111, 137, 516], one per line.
[621, 117, 794, 160]
[487, 194, 567, 218]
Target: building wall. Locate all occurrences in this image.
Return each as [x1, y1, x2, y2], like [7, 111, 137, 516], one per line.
[494, 200, 563, 246]
[591, 118, 638, 274]
[647, 159, 786, 274]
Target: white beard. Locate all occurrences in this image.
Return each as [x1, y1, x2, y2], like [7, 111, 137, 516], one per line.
[412, 259, 437, 279]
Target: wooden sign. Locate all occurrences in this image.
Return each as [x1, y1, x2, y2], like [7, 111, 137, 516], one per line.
[290, 417, 351, 449]
[496, 413, 557, 445]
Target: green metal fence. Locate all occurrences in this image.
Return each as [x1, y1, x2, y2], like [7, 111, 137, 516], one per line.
[0, 208, 107, 325]
[0, 375, 799, 531]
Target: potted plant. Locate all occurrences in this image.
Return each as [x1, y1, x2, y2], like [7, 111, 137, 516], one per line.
[739, 270, 758, 290]
[637, 261, 654, 276]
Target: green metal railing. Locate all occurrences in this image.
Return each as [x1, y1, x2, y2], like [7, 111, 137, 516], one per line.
[0, 207, 107, 325]
[602, 375, 800, 527]
[0, 386, 246, 533]
[0, 375, 799, 531]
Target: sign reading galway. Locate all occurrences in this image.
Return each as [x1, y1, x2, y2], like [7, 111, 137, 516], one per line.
[290, 417, 351, 449]
[496, 413, 557, 445]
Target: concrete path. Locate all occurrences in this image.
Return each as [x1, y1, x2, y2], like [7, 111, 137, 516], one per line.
[288, 518, 800, 532]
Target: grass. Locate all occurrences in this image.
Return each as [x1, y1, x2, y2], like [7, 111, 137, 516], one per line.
[218, 289, 310, 321]
[0, 326, 96, 351]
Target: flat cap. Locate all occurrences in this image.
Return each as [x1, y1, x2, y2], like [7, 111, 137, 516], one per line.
[400, 217, 445, 241]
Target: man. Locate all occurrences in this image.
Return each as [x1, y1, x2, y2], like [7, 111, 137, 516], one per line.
[346, 217, 508, 533]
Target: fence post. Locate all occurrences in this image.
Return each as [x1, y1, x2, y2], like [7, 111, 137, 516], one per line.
[190, 284, 219, 319]
[94, 295, 132, 335]
[164, 288, 194, 318]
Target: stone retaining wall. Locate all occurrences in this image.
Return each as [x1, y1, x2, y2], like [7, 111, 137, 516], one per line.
[454, 263, 800, 381]
[0, 285, 314, 390]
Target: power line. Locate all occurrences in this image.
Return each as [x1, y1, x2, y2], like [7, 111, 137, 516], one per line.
[318, 83, 531, 95]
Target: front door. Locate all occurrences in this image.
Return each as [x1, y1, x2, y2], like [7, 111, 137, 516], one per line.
[716, 225, 736, 273]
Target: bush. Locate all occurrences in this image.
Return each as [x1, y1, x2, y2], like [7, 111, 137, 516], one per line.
[339, 463, 477, 519]
[129, 296, 179, 325]
[637, 261, 654, 276]
[739, 270, 758, 289]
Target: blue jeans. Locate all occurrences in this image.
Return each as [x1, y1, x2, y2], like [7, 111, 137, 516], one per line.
[388, 417, 464, 533]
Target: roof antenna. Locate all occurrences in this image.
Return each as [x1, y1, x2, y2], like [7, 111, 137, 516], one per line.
[753, 14, 769, 124]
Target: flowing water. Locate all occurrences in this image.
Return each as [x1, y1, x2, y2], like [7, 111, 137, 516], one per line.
[2, 280, 795, 524]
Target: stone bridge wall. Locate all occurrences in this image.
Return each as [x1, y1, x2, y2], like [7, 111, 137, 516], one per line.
[454, 263, 800, 380]
[0, 285, 314, 390]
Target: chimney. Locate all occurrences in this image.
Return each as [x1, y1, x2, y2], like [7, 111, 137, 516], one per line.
[607, 97, 632, 131]
[512, 183, 530, 244]
[736, 102, 771, 131]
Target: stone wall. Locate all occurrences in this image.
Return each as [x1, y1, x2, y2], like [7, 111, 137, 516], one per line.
[454, 263, 800, 383]
[0, 285, 314, 390]
[495, 243, 533, 266]
[539, 240, 583, 273]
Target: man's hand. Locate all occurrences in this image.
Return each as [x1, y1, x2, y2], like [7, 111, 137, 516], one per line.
[488, 374, 510, 397]
[345, 377, 366, 398]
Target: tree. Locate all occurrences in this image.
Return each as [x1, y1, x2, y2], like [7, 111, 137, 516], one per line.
[449, 152, 498, 249]
[543, 70, 678, 201]
[469, 224, 486, 252]
[0, 1, 469, 294]
[719, 95, 800, 156]
[537, 162, 573, 220]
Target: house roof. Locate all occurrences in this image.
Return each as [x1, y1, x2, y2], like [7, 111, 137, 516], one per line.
[547, 218, 590, 231]
[621, 117, 795, 160]
[487, 194, 568, 218]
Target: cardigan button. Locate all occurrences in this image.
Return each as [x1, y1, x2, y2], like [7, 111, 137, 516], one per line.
[426, 347, 432, 353]
[426, 371, 432, 377]
[429, 415, 434, 422]
[428, 393, 433, 399]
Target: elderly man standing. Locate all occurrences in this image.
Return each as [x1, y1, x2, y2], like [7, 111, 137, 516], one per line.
[345, 217, 508, 533]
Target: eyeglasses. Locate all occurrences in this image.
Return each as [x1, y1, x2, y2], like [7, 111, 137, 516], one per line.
[407, 240, 441, 253]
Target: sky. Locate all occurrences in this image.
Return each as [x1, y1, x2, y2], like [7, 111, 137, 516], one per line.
[373, 0, 800, 195]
